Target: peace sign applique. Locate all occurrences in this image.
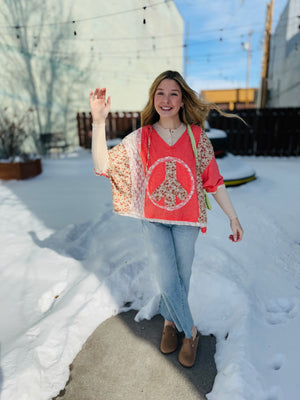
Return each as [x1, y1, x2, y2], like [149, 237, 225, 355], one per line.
[146, 157, 195, 211]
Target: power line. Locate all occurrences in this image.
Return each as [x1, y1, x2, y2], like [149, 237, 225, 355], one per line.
[185, 14, 298, 36]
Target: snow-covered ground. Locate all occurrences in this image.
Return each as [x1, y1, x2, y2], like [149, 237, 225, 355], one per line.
[0, 149, 299, 400]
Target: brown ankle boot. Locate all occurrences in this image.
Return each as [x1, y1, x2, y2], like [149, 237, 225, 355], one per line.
[178, 332, 199, 367]
[160, 326, 178, 354]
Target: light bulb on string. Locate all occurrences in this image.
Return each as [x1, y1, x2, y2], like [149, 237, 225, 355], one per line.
[219, 27, 223, 42]
[73, 20, 77, 36]
[15, 25, 20, 39]
[143, 6, 147, 24]
[152, 36, 156, 51]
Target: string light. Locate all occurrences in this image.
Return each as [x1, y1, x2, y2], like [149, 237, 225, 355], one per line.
[3, 30, 294, 64]
[15, 25, 20, 39]
[73, 21, 76, 36]
[2, 15, 298, 47]
[0, 6, 298, 56]
[0, 0, 171, 30]
[1, 1, 297, 84]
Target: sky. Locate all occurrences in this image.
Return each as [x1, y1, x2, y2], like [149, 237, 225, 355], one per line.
[173, 0, 288, 92]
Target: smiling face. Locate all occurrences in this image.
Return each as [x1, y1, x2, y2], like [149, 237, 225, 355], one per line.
[154, 79, 184, 125]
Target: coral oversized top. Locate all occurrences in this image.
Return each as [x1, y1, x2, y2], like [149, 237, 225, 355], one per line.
[96, 124, 224, 231]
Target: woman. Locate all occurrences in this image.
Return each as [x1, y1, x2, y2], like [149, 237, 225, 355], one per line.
[90, 70, 243, 368]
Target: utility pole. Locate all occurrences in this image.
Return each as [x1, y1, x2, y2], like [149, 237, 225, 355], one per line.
[245, 30, 253, 109]
[259, 0, 274, 108]
[183, 22, 189, 80]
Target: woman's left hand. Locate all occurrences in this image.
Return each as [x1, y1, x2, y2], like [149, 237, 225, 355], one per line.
[89, 87, 111, 124]
[229, 217, 244, 242]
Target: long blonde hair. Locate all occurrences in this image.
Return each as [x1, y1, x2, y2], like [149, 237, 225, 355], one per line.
[141, 70, 243, 130]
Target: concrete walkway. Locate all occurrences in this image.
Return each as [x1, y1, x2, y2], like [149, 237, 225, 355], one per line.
[53, 310, 217, 400]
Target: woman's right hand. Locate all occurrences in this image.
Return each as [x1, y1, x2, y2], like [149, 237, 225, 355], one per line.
[89, 87, 111, 124]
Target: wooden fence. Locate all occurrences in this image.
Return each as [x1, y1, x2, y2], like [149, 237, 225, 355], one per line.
[208, 107, 300, 156]
[77, 112, 140, 149]
[77, 107, 300, 156]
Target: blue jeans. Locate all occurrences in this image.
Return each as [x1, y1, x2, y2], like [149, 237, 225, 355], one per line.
[141, 220, 199, 338]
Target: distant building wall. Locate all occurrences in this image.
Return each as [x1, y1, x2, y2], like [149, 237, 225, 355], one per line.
[267, 0, 300, 107]
[70, 0, 184, 112]
[0, 0, 183, 148]
[200, 88, 258, 110]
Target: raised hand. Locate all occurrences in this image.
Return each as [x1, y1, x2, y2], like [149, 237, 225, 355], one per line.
[89, 87, 111, 124]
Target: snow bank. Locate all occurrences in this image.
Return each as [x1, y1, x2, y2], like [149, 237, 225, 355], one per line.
[0, 151, 299, 400]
